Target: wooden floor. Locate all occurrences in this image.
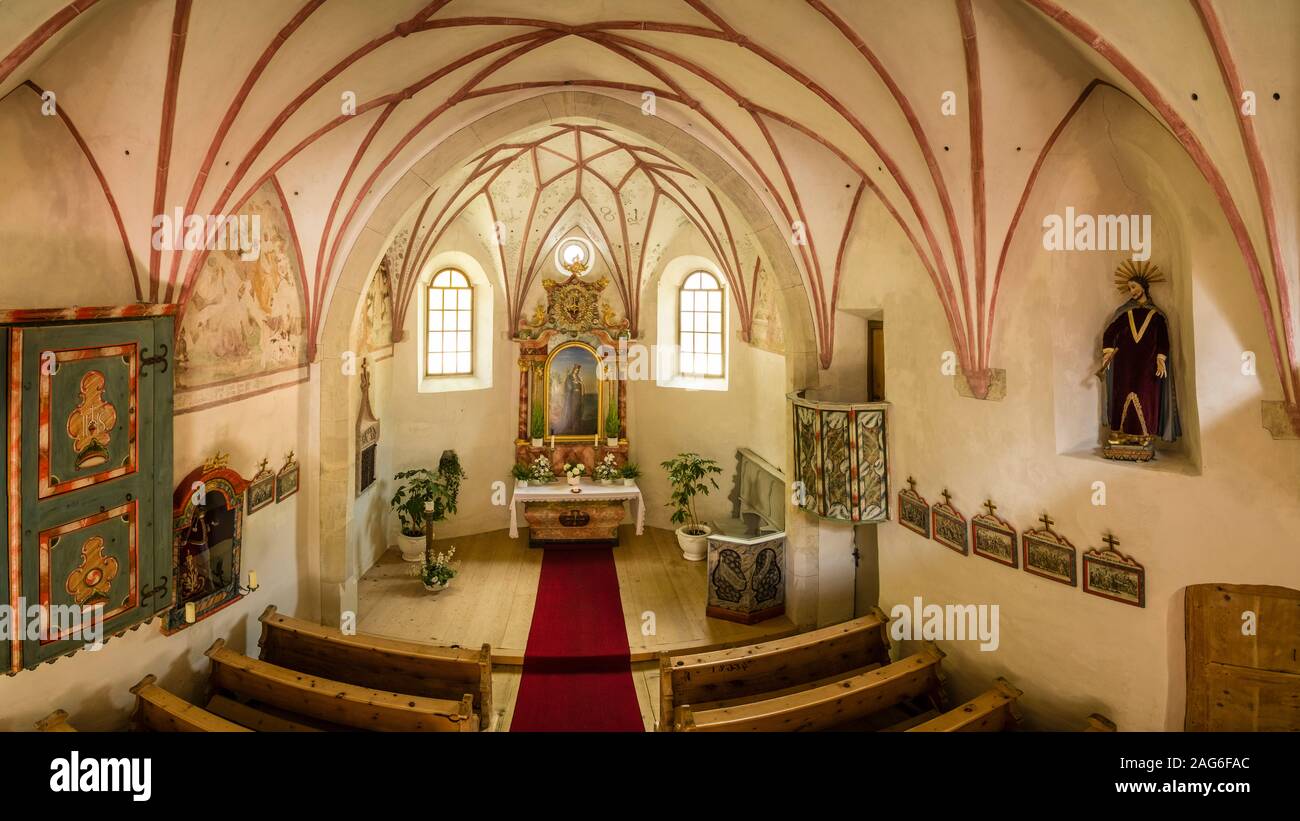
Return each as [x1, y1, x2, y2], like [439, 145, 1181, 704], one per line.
[357, 524, 795, 731]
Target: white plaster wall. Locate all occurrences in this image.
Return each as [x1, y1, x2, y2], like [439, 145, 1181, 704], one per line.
[839, 89, 1300, 731]
[0, 383, 310, 731]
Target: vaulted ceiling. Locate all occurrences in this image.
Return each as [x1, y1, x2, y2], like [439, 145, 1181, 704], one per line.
[382, 122, 768, 340]
[1, 0, 1295, 404]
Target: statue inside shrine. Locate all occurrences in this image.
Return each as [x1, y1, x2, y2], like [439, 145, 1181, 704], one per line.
[1098, 261, 1181, 461]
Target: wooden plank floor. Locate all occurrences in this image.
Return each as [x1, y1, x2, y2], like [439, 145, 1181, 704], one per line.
[357, 524, 794, 731]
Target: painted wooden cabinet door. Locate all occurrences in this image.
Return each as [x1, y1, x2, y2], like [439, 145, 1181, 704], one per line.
[3, 317, 173, 670]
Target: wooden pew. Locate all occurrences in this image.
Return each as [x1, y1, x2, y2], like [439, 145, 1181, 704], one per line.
[129, 675, 251, 733]
[257, 606, 491, 727]
[676, 645, 944, 732]
[205, 639, 478, 732]
[35, 709, 76, 732]
[659, 608, 891, 730]
[906, 678, 1022, 732]
[1085, 713, 1117, 732]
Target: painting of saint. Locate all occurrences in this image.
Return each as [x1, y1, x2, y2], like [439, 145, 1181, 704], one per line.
[176, 183, 306, 389]
[546, 343, 600, 438]
[1098, 261, 1180, 459]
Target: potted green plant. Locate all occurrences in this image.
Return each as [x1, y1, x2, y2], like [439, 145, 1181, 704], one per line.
[390, 450, 466, 563]
[620, 461, 641, 487]
[530, 404, 545, 448]
[661, 453, 722, 561]
[410, 546, 457, 592]
[605, 402, 621, 447]
[512, 462, 532, 487]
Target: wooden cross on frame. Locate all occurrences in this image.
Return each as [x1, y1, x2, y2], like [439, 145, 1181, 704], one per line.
[1102, 532, 1121, 552]
[1038, 512, 1055, 532]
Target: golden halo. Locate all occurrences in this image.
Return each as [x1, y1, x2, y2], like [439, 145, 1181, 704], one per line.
[1113, 260, 1165, 294]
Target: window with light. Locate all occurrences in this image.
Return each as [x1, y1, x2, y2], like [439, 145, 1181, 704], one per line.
[679, 270, 725, 377]
[425, 268, 473, 376]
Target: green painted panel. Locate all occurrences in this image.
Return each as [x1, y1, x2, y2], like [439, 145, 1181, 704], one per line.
[10, 318, 172, 668]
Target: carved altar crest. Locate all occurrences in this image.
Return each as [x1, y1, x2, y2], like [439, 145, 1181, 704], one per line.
[519, 273, 630, 338]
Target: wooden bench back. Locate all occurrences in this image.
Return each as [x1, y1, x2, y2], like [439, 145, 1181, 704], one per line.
[129, 675, 251, 732]
[677, 645, 944, 732]
[257, 606, 491, 724]
[906, 677, 1021, 732]
[660, 608, 891, 728]
[35, 709, 76, 732]
[205, 639, 478, 732]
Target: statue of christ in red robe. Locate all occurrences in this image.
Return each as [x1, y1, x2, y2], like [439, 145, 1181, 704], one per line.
[1099, 262, 1180, 456]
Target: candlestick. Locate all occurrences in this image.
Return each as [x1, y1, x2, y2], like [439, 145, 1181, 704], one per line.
[184, 602, 196, 624]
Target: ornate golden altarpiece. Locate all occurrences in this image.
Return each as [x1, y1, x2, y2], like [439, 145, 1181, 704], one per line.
[512, 273, 633, 546]
[514, 272, 631, 470]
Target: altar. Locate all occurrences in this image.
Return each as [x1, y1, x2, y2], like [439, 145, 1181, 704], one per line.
[509, 480, 645, 548]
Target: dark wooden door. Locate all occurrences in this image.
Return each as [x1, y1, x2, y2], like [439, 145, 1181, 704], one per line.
[1185, 583, 1300, 730]
[4, 318, 173, 669]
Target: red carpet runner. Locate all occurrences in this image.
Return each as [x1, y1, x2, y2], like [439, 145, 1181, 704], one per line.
[510, 548, 644, 732]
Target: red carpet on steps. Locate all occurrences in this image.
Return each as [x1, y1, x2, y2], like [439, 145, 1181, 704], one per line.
[510, 548, 644, 732]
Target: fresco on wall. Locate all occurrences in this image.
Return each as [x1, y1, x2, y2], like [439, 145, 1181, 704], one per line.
[749, 266, 785, 354]
[176, 184, 306, 389]
[359, 256, 394, 355]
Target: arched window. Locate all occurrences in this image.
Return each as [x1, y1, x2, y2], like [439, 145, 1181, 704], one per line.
[425, 268, 473, 376]
[679, 270, 724, 377]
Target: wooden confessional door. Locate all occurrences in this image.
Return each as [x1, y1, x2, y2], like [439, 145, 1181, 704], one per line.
[3, 318, 174, 670]
[1184, 583, 1300, 731]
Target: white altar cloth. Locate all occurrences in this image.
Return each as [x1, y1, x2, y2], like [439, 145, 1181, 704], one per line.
[508, 480, 645, 538]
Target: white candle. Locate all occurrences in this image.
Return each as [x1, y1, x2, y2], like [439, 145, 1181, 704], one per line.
[249, 570, 258, 590]
[184, 602, 196, 624]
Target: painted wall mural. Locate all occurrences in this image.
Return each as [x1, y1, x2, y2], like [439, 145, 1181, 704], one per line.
[359, 256, 394, 355]
[749, 267, 785, 355]
[176, 183, 306, 390]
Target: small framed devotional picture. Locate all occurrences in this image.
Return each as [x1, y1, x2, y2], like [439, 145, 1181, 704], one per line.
[276, 450, 299, 502]
[246, 458, 276, 514]
[897, 476, 930, 538]
[1082, 534, 1145, 607]
[1022, 513, 1077, 586]
[930, 489, 967, 555]
[971, 500, 1017, 569]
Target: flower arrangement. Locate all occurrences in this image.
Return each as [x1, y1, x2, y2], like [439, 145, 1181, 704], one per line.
[595, 453, 620, 482]
[410, 546, 457, 590]
[529, 455, 555, 483]
[562, 462, 587, 479]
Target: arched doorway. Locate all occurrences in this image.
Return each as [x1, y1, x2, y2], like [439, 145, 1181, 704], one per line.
[312, 92, 822, 626]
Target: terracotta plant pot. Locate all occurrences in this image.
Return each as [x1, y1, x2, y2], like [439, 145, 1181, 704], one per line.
[398, 532, 426, 563]
[675, 524, 712, 562]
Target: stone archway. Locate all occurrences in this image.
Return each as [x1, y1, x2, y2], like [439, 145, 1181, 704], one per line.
[313, 91, 822, 626]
